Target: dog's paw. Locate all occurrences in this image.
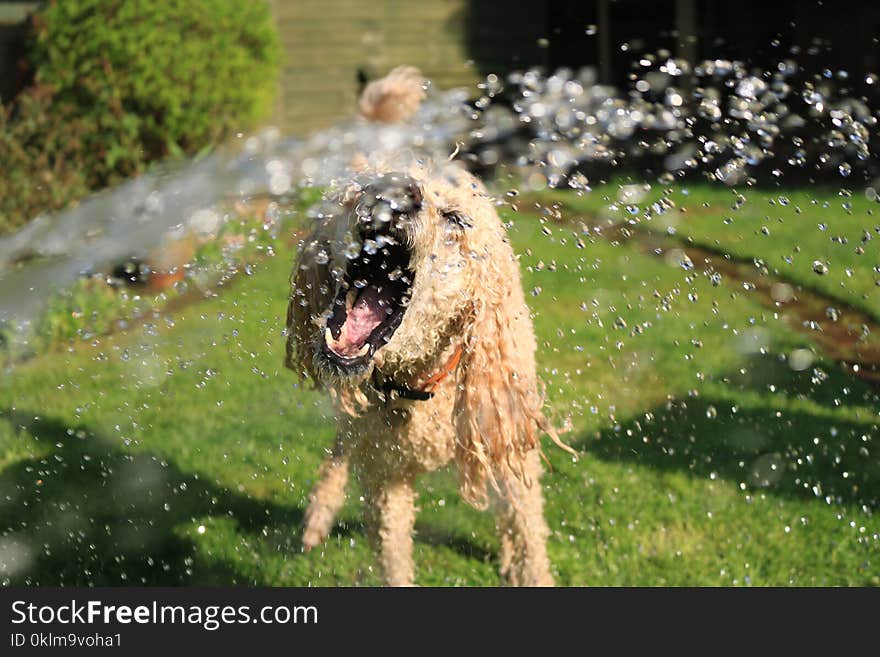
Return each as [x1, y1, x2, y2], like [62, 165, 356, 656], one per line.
[301, 526, 325, 552]
[301, 509, 335, 551]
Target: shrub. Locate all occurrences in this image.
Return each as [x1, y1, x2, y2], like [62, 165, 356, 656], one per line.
[0, 0, 280, 233]
[0, 85, 92, 234]
[30, 0, 281, 175]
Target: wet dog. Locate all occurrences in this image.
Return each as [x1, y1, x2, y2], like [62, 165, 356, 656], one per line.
[285, 70, 572, 586]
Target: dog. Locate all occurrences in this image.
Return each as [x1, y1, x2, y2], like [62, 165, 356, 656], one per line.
[285, 69, 573, 586]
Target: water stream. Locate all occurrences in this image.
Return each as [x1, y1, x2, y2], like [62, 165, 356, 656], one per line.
[1, 58, 877, 354]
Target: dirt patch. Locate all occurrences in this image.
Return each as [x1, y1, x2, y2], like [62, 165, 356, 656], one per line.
[636, 232, 880, 384]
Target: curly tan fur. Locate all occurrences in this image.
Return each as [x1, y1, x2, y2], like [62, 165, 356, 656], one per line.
[285, 69, 573, 586]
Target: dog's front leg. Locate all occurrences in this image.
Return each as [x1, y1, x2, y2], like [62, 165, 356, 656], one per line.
[493, 450, 554, 586]
[302, 436, 350, 551]
[363, 476, 417, 586]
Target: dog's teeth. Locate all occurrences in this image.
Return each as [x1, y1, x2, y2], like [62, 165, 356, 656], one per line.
[325, 327, 334, 344]
[356, 344, 370, 357]
[346, 289, 357, 310]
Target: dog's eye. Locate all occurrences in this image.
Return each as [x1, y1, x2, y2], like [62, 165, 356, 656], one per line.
[442, 210, 473, 229]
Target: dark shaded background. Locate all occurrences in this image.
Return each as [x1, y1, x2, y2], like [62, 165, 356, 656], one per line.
[3, 1, 879, 128]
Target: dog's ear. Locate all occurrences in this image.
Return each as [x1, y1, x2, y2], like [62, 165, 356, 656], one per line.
[452, 242, 574, 509]
[286, 236, 332, 383]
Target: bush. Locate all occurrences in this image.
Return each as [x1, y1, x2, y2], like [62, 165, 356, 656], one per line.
[0, 85, 92, 234]
[0, 0, 280, 233]
[31, 0, 281, 172]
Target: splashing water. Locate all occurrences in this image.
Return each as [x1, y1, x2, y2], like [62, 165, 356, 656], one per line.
[1, 56, 877, 345]
[0, 87, 473, 334]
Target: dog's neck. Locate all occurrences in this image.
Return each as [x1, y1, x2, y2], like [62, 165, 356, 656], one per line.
[371, 345, 463, 401]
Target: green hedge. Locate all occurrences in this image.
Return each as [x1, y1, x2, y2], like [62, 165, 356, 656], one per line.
[0, 0, 280, 233]
[0, 88, 92, 234]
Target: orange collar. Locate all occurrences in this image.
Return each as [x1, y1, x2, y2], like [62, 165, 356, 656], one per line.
[371, 345, 463, 401]
[419, 345, 463, 393]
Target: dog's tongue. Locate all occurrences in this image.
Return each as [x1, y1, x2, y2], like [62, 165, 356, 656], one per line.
[327, 286, 388, 357]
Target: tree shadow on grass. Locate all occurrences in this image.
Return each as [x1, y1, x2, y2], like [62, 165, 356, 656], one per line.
[0, 410, 496, 585]
[0, 410, 308, 585]
[576, 356, 880, 510]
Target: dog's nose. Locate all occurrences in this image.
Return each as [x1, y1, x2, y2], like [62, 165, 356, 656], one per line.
[355, 176, 422, 234]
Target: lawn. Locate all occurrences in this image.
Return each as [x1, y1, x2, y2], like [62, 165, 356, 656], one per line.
[531, 180, 880, 322]
[1, 182, 877, 586]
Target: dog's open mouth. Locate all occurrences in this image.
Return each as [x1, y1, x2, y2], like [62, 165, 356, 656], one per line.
[321, 234, 414, 370]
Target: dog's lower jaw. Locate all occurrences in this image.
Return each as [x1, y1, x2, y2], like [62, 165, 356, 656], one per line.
[311, 336, 373, 380]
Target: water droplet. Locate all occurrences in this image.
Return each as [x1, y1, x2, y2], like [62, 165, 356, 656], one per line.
[344, 242, 362, 260]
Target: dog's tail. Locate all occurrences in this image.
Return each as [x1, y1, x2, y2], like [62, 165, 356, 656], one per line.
[358, 66, 426, 124]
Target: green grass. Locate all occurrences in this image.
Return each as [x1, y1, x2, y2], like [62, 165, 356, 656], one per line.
[1, 186, 878, 586]
[531, 180, 880, 321]
[1, 191, 320, 363]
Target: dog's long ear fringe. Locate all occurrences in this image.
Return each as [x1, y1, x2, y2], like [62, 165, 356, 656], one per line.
[452, 257, 576, 510]
[286, 237, 330, 383]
